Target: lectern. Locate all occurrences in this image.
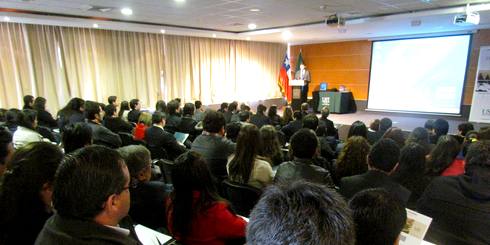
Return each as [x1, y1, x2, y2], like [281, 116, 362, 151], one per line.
[290, 79, 304, 111]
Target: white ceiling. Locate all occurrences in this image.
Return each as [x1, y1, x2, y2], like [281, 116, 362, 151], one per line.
[1, 0, 490, 44]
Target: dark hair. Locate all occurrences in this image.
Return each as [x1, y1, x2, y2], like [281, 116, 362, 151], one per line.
[104, 104, 117, 117]
[167, 100, 180, 116]
[259, 125, 283, 166]
[228, 124, 260, 184]
[302, 114, 319, 130]
[118, 101, 130, 118]
[240, 103, 250, 112]
[23, 95, 34, 107]
[336, 136, 370, 180]
[293, 110, 302, 120]
[247, 181, 355, 245]
[58, 98, 85, 118]
[0, 109, 6, 122]
[0, 127, 12, 165]
[369, 119, 380, 131]
[426, 135, 460, 176]
[406, 127, 430, 153]
[348, 121, 367, 139]
[368, 138, 400, 172]
[321, 106, 330, 119]
[462, 130, 479, 157]
[282, 106, 293, 124]
[424, 119, 434, 131]
[169, 151, 222, 236]
[152, 111, 166, 125]
[0, 142, 63, 243]
[17, 109, 37, 130]
[349, 189, 407, 245]
[392, 143, 427, 186]
[382, 127, 405, 148]
[458, 122, 474, 137]
[465, 140, 490, 174]
[290, 129, 318, 159]
[219, 102, 228, 112]
[33, 97, 47, 111]
[256, 104, 267, 116]
[203, 110, 225, 133]
[479, 126, 490, 140]
[228, 101, 238, 112]
[61, 122, 92, 154]
[194, 100, 202, 109]
[238, 111, 250, 122]
[379, 117, 392, 131]
[183, 103, 195, 116]
[225, 122, 241, 142]
[433, 118, 449, 137]
[300, 102, 308, 111]
[267, 105, 278, 118]
[53, 145, 127, 219]
[156, 100, 167, 113]
[84, 101, 101, 121]
[130, 99, 140, 110]
[108, 96, 117, 105]
[118, 145, 151, 185]
[5, 109, 21, 125]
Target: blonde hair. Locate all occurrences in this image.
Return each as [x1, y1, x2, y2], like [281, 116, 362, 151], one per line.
[138, 112, 152, 126]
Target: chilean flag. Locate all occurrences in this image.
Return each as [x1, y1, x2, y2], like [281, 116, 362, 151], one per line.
[278, 54, 291, 102]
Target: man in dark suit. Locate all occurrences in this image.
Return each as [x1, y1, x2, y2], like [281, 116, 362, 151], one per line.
[103, 104, 133, 134]
[339, 138, 411, 204]
[85, 101, 122, 148]
[127, 99, 141, 123]
[144, 112, 186, 160]
[294, 64, 311, 103]
[280, 111, 303, 143]
[250, 104, 270, 129]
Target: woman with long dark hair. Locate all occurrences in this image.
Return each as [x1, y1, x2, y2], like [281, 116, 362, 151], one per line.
[33, 97, 57, 128]
[167, 151, 246, 245]
[406, 127, 432, 154]
[267, 105, 281, 127]
[281, 106, 293, 126]
[426, 135, 462, 177]
[0, 142, 63, 244]
[335, 136, 370, 185]
[228, 124, 273, 189]
[57, 97, 85, 130]
[258, 125, 284, 166]
[118, 100, 130, 121]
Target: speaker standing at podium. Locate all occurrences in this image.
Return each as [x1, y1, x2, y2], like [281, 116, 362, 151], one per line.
[295, 64, 311, 103]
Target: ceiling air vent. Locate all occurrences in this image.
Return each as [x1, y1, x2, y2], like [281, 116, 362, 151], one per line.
[87, 5, 114, 13]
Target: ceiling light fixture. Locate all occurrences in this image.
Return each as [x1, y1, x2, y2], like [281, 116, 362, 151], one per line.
[121, 7, 133, 16]
[3, 16, 10, 21]
[246, 37, 251, 41]
[250, 8, 261, 12]
[281, 30, 292, 40]
[160, 29, 166, 34]
[174, 0, 186, 3]
[93, 23, 99, 28]
[212, 34, 217, 38]
[248, 23, 257, 30]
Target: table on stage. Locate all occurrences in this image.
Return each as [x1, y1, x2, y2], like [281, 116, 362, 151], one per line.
[316, 91, 354, 114]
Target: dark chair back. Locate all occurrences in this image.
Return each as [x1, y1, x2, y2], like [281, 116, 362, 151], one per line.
[221, 179, 262, 217]
[147, 145, 168, 160]
[153, 159, 175, 184]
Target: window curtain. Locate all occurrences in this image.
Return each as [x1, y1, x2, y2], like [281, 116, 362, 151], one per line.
[0, 22, 286, 111]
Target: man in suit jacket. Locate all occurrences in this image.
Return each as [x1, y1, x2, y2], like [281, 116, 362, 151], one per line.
[127, 99, 141, 124]
[145, 112, 186, 160]
[85, 101, 122, 148]
[339, 138, 411, 204]
[294, 64, 311, 103]
[280, 111, 303, 143]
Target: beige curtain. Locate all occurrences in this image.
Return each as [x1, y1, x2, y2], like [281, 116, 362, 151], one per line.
[0, 22, 286, 111]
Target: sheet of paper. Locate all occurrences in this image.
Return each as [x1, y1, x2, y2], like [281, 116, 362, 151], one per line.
[135, 224, 173, 245]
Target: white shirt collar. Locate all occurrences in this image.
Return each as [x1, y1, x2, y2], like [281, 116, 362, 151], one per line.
[105, 225, 131, 236]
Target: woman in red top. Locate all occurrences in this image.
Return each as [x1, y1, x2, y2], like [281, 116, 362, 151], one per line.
[426, 135, 464, 177]
[133, 112, 152, 141]
[166, 151, 246, 245]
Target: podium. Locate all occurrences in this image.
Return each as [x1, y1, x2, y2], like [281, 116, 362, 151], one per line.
[290, 80, 304, 111]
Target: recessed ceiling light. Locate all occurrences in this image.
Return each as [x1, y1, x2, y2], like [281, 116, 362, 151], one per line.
[175, 0, 186, 3]
[3, 16, 10, 21]
[250, 8, 261, 12]
[160, 29, 166, 34]
[246, 37, 251, 41]
[121, 7, 133, 16]
[93, 23, 99, 28]
[281, 30, 292, 40]
[212, 34, 217, 38]
[248, 23, 257, 30]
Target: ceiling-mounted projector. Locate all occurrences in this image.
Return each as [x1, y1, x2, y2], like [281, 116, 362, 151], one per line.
[325, 14, 345, 27]
[454, 12, 480, 26]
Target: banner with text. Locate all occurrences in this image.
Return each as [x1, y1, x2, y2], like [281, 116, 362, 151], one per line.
[469, 46, 490, 123]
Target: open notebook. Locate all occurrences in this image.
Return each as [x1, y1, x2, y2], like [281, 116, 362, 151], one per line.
[399, 209, 434, 245]
[134, 224, 176, 245]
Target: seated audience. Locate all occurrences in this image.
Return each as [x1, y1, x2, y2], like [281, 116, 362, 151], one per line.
[479, 126, 490, 140]
[35, 145, 139, 244]
[339, 138, 411, 204]
[280, 110, 303, 142]
[145, 112, 186, 160]
[178, 103, 198, 137]
[426, 135, 463, 177]
[166, 151, 246, 245]
[258, 125, 284, 166]
[267, 105, 281, 127]
[462, 130, 479, 157]
[0, 127, 13, 176]
[318, 106, 338, 138]
[238, 111, 251, 123]
[103, 104, 133, 134]
[191, 111, 235, 179]
[227, 124, 273, 189]
[0, 142, 63, 244]
[217, 102, 228, 114]
[274, 129, 334, 187]
[417, 140, 490, 245]
[225, 122, 241, 143]
[133, 112, 152, 141]
[316, 125, 338, 156]
[336, 120, 368, 153]
[118, 100, 131, 121]
[335, 136, 370, 185]
[127, 98, 142, 123]
[392, 143, 431, 209]
[429, 118, 449, 144]
[349, 189, 407, 245]
[303, 114, 335, 162]
[165, 100, 182, 133]
[250, 104, 270, 129]
[118, 145, 170, 230]
[33, 97, 57, 129]
[382, 127, 406, 148]
[0, 109, 6, 125]
[13, 109, 51, 148]
[57, 97, 85, 130]
[224, 101, 238, 124]
[193, 100, 205, 122]
[155, 100, 167, 114]
[280, 105, 293, 126]
[458, 122, 474, 137]
[369, 119, 380, 132]
[107, 95, 119, 107]
[247, 181, 355, 245]
[23, 95, 34, 110]
[300, 102, 309, 117]
[367, 117, 391, 145]
[85, 101, 122, 148]
[406, 126, 432, 154]
[4, 109, 20, 133]
[61, 122, 92, 154]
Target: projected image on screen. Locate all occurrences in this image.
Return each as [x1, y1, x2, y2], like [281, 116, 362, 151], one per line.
[368, 35, 471, 114]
